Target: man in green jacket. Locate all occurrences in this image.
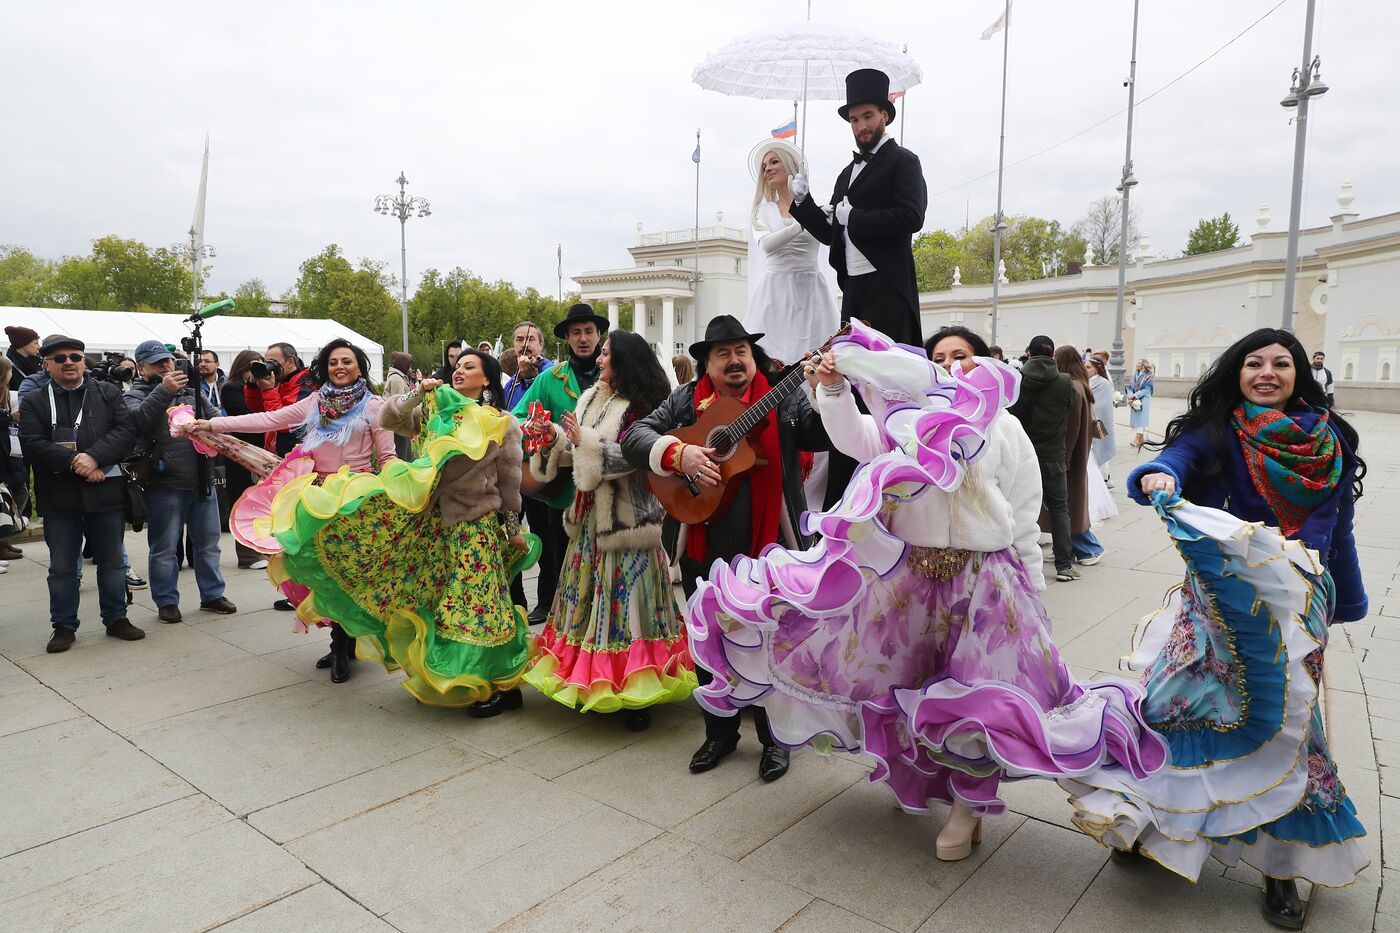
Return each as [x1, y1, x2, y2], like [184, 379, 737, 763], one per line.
[1008, 335, 1078, 582]
[511, 302, 609, 623]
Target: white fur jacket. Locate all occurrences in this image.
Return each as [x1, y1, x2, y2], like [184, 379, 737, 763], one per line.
[816, 382, 1047, 592]
[529, 381, 666, 552]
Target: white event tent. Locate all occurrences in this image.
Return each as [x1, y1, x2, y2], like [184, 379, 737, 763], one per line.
[1, 307, 384, 377]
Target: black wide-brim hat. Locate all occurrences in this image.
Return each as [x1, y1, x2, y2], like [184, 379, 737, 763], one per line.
[688, 314, 764, 360]
[837, 68, 896, 122]
[554, 302, 610, 339]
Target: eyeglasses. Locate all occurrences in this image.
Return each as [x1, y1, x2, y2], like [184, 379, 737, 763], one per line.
[47, 353, 85, 364]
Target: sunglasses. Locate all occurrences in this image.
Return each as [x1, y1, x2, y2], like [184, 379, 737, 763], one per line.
[47, 353, 85, 364]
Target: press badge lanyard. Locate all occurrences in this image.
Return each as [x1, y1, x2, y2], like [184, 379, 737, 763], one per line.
[48, 382, 88, 432]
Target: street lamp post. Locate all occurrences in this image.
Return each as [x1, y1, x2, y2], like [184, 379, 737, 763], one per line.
[1108, 0, 1141, 389]
[374, 172, 431, 354]
[1279, 0, 1328, 332]
[173, 226, 215, 311]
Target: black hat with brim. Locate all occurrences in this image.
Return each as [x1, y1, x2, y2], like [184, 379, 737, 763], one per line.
[554, 303, 611, 339]
[39, 334, 85, 357]
[837, 68, 896, 122]
[688, 314, 764, 360]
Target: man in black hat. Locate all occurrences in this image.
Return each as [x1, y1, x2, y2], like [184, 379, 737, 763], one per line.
[512, 302, 610, 624]
[19, 335, 146, 652]
[622, 315, 830, 782]
[791, 68, 927, 348]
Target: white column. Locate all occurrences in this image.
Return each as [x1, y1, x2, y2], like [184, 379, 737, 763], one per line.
[634, 297, 647, 342]
[661, 296, 676, 363]
[606, 299, 619, 332]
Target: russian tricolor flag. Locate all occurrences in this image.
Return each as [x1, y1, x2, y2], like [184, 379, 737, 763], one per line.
[771, 119, 797, 140]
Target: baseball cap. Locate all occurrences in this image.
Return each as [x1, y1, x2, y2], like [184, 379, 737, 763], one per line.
[133, 339, 175, 365]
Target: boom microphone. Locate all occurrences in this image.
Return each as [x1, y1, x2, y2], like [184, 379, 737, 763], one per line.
[185, 298, 234, 323]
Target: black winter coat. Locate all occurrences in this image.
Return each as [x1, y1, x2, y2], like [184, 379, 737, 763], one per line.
[124, 378, 204, 490]
[621, 377, 830, 551]
[1008, 356, 1073, 465]
[19, 379, 137, 515]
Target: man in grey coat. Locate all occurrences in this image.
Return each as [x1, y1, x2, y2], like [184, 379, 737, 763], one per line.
[124, 340, 237, 623]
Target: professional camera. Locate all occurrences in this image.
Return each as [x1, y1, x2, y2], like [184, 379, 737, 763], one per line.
[249, 358, 281, 381]
[88, 351, 135, 385]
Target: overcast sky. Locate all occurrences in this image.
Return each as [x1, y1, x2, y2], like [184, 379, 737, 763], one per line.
[3, 0, 1396, 302]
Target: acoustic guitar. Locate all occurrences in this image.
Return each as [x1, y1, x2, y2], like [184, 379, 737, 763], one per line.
[649, 324, 850, 524]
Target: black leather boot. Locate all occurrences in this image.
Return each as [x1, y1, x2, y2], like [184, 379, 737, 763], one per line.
[466, 688, 524, 718]
[1261, 876, 1305, 929]
[328, 624, 352, 684]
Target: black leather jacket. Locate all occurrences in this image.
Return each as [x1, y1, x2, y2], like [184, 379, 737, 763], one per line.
[622, 376, 830, 550]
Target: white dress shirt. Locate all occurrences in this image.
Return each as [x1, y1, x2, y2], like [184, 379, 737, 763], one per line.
[844, 133, 892, 277]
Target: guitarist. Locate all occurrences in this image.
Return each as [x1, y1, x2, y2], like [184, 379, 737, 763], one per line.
[622, 315, 829, 783]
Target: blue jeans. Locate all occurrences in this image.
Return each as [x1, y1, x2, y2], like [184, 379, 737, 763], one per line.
[146, 486, 225, 608]
[44, 510, 128, 630]
[1072, 529, 1104, 561]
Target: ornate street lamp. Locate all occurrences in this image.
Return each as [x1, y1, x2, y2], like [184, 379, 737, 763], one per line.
[172, 226, 216, 311]
[374, 172, 431, 353]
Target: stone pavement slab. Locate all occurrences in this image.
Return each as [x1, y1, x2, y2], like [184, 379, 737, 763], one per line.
[2, 400, 1397, 930]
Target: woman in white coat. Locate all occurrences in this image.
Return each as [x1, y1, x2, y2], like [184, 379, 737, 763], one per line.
[685, 323, 1166, 864]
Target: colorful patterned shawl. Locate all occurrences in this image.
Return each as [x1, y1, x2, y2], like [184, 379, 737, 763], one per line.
[298, 378, 371, 452]
[1231, 401, 1342, 536]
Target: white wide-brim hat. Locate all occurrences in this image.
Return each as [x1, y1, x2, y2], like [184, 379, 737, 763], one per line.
[748, 138, 805, 182]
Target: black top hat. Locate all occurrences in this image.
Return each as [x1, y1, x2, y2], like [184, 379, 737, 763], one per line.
[838, 68, 896, 122]
[688, 314, 765, 360]
[553, 303, 610, 339]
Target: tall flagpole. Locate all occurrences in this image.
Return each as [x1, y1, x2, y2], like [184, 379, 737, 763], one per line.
[799, 0, 811, 155]
[989, 0, 1012, 347]
[1109, 0, 1142, 386]
[556, 243, 562, 305]
[693, 128, 701, 309]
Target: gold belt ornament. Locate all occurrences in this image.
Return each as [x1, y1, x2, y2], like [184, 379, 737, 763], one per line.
[907, 546, 971, 582]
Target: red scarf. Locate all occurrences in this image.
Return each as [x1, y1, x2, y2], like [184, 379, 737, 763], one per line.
[686, 371, 785, 563]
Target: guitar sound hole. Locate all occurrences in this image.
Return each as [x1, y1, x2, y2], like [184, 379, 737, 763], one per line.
[706, 428, 737, 461]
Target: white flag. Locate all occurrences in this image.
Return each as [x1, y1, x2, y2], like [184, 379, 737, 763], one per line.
[980, 2, 1011, 40]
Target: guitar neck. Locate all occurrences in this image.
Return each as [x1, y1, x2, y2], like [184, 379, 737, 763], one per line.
[729, 366, 805, 437]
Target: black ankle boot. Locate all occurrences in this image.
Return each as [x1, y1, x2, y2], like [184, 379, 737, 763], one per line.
[328, 624, 352, 684]
[1262, 877, 1305, 929]
[466, 688, 524, 718]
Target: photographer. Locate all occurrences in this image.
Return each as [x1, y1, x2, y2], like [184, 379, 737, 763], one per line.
[123, 340, 237, 624]
[19, 335, 144, 653]
[245, 342, 312, 455]
[221, 350, 269, 570]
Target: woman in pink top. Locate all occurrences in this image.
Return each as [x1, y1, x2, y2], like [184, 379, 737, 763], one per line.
[188, 338, 398, 683]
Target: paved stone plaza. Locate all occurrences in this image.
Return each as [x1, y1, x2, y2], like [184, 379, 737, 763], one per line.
[3, 400, 1399, 932]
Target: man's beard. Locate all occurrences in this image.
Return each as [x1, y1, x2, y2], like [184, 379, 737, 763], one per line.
[855, 122, 885, 153]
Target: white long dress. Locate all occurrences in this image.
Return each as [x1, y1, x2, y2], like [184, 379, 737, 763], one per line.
[746, 200, 839, 366]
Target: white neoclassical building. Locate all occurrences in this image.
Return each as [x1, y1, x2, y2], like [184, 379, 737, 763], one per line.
[918, 186, 1400, 412]
[573, 214, 749, 366]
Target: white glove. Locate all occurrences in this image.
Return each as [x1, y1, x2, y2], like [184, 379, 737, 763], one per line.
[790, 175, 809, 202]
[835, 197, 853, 225]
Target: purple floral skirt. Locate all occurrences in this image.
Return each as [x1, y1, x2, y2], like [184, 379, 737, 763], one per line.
[687, 544, 1166, 815]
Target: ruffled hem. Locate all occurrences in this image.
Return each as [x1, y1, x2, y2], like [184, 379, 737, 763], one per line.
[231, 450, 314, 554]
[378, 605, 532, 707]
[860, 679, 1168, 816]
[523, 628, 697, 712]
[1060, 495, 1368, 887]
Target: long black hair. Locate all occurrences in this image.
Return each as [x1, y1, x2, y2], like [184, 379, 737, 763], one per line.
[308, 338, 372, 389]
[606, 330, 672, 417]
[454, 348, 506, 409]
[1156, 327, 1365, 498]
[924, 325, 990, 359]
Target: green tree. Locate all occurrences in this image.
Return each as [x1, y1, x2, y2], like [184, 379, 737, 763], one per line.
[47, 255, 112, 309]
[0, 245, 55, 306]
[1184, 212, 1241, 255]
[913, 230, 967, 291]
[289, 244, 355, 318]
[90, 235, 195, 312]
[232, 278, 273, 317]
